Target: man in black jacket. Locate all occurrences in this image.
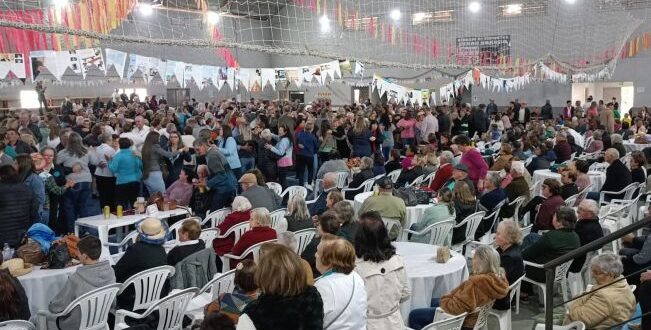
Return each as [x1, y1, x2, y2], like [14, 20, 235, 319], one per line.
[570, 200, 604, 273]
[589, 148, 632, 201]
[541, 100, 553, 120]
[0, 165, 38, 247]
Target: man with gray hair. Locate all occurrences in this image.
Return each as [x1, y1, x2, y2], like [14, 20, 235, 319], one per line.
[429, 150, 454, 191]
[479, 172, 507, 212]
[308, 172, 339, 217]
[570, 199, 604, 273]
[589, 147, 632, 201]
[503, 161, 530, 218]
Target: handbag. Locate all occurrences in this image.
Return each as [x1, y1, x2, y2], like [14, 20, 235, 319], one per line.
[393, 187, 419, 207]
[58, 234, 80, 259]
[16, 239, 45, 265]
[46, 242, 71, 269]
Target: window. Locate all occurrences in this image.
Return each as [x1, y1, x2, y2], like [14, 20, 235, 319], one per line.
[20, 90, 40, 109]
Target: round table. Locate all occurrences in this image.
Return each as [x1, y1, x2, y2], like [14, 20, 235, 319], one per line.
[394, 242, 468, 321]
[353, 191, 434, 230]
[624, 140, 651, 152]
[532, 169, 605, 196]
[17, 265, 79, 315]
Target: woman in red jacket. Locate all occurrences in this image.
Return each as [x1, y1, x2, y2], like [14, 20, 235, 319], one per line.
[229, 207, 278, 268]
[213, 196, 252, 256]
[430, 151, 454, 192]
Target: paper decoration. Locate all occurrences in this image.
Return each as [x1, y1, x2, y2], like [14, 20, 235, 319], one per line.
[260, 68, 276, 90]
[354, 61, 364, 76]
[0, 53, 26, 79]
[126, 54, 152, 81]
[249, 69, 262, 92]
[237, 68, 250, 91]
[76, 48, 105, 78]
[105, 48, 127, 79]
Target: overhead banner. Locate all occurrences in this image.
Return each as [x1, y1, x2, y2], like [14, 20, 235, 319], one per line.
[105, 48, 127, 79]
[456, 35, 511, 66]
[76, 48, 105, 77]
[0, 53, 26, 79]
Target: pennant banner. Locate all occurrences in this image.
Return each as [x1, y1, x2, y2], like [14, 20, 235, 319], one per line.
[105, 48, 127, 79]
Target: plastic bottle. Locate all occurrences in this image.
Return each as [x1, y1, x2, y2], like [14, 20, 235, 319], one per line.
[2, 243, 11, 260]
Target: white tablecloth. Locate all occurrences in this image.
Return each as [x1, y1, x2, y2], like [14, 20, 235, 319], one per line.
[353, 192, 433, 229]
[394, 242, 468, 321]
[532, 169, 605, 196]
[75, 208, 190, 264]
[624, 140, 651, 152]
[17, 265, 79, 314]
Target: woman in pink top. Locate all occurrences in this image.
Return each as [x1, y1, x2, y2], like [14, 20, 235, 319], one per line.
[397, 112, 417, 146]
[453, 135, 488, 191]
[164, 168, 194, 206]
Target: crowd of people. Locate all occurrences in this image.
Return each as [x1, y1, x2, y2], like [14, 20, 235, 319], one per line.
[0, 92, 650, 329]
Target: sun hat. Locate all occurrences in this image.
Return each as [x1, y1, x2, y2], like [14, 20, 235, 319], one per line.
[137, 217, 169, 245]
[0, 258, 33, 277]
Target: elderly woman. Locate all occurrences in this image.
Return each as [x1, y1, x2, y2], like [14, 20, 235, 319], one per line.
[285, 195, 313, 232]
[565, 254, 636, 329]
[228, 207, 277, 268]
[213, 196, 253, 256]
[333, 200, 357, 243]
[345, 156, 374, 199]
[408, 245, 509, 330]
[396, 154, 425, 188]
[490, 143, 514, 172]
[520, 178, 565, 232]
[553, 133, 573, 163]
[409, 188, 454, 244]
[163, 168, 195, 206]
[610, 133, 626, 158]
[585, 130, 604, 154]
[493, 220, 525, 311]
[355, 211, 410, 330]
[630, 151, 647, 184]
[430, 150, 454, 192]
[314, 234, 368, 330]
[573, 159, 592, 192]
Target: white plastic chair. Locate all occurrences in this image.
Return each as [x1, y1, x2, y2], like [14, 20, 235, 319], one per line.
[489, 275, 525, 330]
[434, 302, 493, 330]
[387, 169, 402, 183]
[202, 208, 231, 227]
[266, 182, 283, 196]
[215, 222, 250, 247]
[341, 177, 375, 197]
[294, 228, 317, 255]
[522, 260, 573, 309]
[589, 162, 608, 173]
[117, 265, 176, 311]
[479, 200, 507, 243]
[105, 230, 139, 264]
[520, 224, 533, 237]
[269, 208, 287, 230]
[420, 311, 467, 330]
[403, 219, 455, 246]
[423, 171, 437, 187]
[185, 270, 236, 323]
[334, 171, 350, 189]
[533, 321, 585, 330]
[220, 239, 278, 272]
[36, 283, 120, 330]
[382, 217, 403, 239]
[405, 174, 426, 188]
[0, 320, 36, 330]
[280, 186, 308, 201]
[598, 183, 639, 206]
[564, 194, 579, 207]
[451, 211, 486, 254]
[114, 287, 198, 330]
[507, 196, 525, 224]
[170, 217, 202, 239]
[199, 228, 219, 248]
[576, 183, 593, 204]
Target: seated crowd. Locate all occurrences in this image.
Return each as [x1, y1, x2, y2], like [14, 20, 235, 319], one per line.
[0, 96, 651, 329]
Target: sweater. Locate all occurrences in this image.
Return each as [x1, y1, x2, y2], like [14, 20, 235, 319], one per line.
[522, 229, 580, 282]
[56, 150, 92, 183]
[241, 185, 281, 211]
[218, 136, 242, 170]
[494, 245, 524, 310]
[167, 239, 205, 266]
[358, 193, 407, 225]
[113, 242, 168, 310]
[108, 148, 143, 185]
[238, 286, 323, 330]
[296, 131, 319, 157]
[534, 195, 565, 231]
[429, 163, 453, 192]
[460, 149, 488, 187]
[566, 276, 636, 329]
[570, 218, 604, 272]
[214, 210, 251, 255]
[440, 273, 509, 329]
[48, 260, 116, 330]
[229, 226, 277, 268]
[347, 129, 372, 157]
[601, 159, 632, 199]
[410, 203, 453, 244]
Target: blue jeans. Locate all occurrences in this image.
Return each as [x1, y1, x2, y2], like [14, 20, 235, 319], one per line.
[39, 209, 50, 225]
[382, 146, 392, 162]
[408, 298, 440, 330]
[62, 182, 91, 233]
[240, 157, 255, 172]
[143, 171, 166, 195]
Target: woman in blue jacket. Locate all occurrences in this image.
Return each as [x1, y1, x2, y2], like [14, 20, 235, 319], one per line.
[108, 138, 143, 209]
[217, 124, 243, 179]
[347, 116, 372, 158]
[296, 121, 319, 188]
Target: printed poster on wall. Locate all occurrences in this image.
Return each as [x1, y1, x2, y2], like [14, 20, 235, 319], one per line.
[0, 53, 26, 79]
[249, 69, 262, 92]
[30, 50, 57, 80]
[456, 35, 511, 66]
[105, 49, 127, 79]
[76, 48, 105, 77]
[126, 54, 151, 80]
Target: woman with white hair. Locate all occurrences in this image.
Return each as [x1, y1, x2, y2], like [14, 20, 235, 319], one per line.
[493, 220, 524, 311]
[228, 207, 277, 268]
[345, 156, 374, 199]
[213, 196, 253, 257]
[565, 253, 636, 329]
[408, 245, 509, 329]
[285, 194, 313, 232]
[429, 150, 454, 192]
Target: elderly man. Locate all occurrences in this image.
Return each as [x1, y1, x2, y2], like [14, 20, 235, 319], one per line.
[429, 150, 454, 192]
[589, 148, 632, 201]
[18, 111, 42, 143]
[316, 150, 348, 180]
[570, 200, 604, 273]
[130, 115, 150, 151]
[239, 173, 281, 211]
[479, 172, 507, 212]
[502, 161, 530, 218]
[442, 163, 475, 193]
[359, 177, 407, 239]
[193, 138, 237, 211]
[308, 172, 338, 217]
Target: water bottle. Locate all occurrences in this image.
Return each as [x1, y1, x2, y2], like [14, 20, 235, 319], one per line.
[2, 243, 11, 260]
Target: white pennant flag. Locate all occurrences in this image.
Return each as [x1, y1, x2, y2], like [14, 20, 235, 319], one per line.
[260, 68, 276, 90]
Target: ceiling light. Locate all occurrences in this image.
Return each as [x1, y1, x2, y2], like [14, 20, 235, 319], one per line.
[413, 12, 427, 23]
[390, 9, 402, 21]
[319, 15, 330, 33]
[206, 11, 220, 25]
[139, 3, 153, 16]
[505, 4, 522, 15]
[468, 1, 481, 13]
